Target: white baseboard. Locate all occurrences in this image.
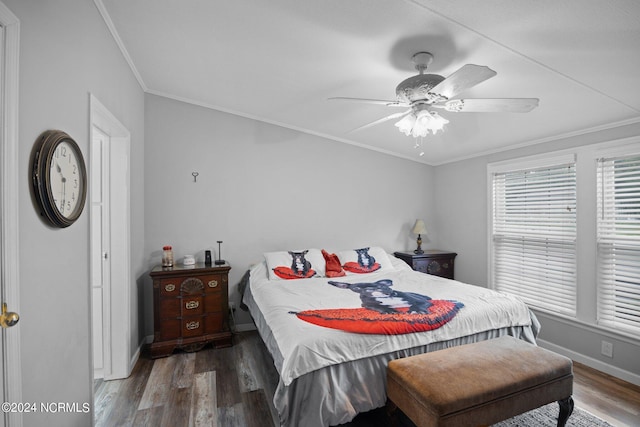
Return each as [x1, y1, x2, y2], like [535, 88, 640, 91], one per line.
[537, 338, 640, 387]
[128, 342, 142, 376]
[93, 368, 104, 380]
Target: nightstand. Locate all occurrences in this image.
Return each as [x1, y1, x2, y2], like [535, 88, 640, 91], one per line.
[394, 250, 457, 280]
[149, 262, 232, 358]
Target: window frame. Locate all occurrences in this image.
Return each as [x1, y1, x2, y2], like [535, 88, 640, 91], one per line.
[488, 153, 578, 317]
[596, 151, 640, 338]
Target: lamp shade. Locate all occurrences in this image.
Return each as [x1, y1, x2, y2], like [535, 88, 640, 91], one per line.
[412, 219, 427, 235]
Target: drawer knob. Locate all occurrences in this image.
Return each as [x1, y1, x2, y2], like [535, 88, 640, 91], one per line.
[185, 300, 199, 310]
[165, 283, 176, 292]
[208, 280, 218, 288]
[186, 321, 200, 330]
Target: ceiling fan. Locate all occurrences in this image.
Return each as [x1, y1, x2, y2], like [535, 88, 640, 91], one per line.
[329, 52, 539, 138]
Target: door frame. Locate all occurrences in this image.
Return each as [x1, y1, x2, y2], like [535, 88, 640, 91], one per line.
[0, 2, 21, 426]
[89, 94, 132, 380]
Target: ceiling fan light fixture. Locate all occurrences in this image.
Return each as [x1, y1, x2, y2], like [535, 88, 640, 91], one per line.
[395, 109, 448, 138]
[395, 113, 416, 136]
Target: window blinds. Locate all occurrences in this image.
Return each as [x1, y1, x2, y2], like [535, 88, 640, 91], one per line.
[492, 162, 577, 316]
[597, 155, 640, 337]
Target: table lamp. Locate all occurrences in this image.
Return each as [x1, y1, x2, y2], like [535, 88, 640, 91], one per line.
[412, 219, 427, 254]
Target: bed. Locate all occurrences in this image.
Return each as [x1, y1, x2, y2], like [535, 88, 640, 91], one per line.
[242, 247, 540, 427]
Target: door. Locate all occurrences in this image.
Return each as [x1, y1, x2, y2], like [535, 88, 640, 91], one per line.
[0, 2, 21, 426]
[91, 126, 111, 379]
[89, 95, 132, 382]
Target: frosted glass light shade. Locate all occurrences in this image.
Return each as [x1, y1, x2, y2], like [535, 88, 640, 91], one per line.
[394, 110, 448, 138]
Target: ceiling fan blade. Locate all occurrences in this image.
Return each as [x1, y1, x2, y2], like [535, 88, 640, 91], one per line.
[328, 97, 409, 107]
[349, 109, 412, 133]
[439, 98, 540, 113]
[429, 64, 497, 101]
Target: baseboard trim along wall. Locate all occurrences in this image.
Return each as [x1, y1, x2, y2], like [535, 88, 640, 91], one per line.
[537, 338, 640, 387]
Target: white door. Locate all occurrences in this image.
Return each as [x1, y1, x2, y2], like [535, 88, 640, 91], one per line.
[91, 126, 111, 379]
[90, 95, 132, 382]
[0, 2, 21, 426]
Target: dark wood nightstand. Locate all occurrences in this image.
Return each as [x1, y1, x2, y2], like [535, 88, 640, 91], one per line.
[394, 250, 457, 280]
[149, 262, 232, 358]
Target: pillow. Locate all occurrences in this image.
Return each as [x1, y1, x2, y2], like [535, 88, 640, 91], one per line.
[264, 249, 326, 280]
[337, 246, 394, 275]
[321, 249, 346, 278]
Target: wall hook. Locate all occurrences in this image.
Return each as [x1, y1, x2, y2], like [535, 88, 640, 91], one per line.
[192, 171, 199, 183]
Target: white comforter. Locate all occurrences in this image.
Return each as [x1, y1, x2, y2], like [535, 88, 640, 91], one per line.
[248, 257, 533, 387]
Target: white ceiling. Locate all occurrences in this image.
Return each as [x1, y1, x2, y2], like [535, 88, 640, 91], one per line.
[98, 0, 640, 165]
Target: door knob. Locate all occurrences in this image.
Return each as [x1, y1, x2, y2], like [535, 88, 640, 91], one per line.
[0, 303, 19, 328]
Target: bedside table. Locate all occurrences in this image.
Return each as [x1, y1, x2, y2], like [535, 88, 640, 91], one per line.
[149, 262, 232, 358]
[394, 250, 457, 280]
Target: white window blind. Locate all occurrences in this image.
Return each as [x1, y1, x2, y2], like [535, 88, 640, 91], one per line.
[597, 155, 640, 337]
[491, 161, 577, 316]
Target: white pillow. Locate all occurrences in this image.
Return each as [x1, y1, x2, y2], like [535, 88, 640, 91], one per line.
[264, 248, 326, 280]
[337, 246, 394, 275]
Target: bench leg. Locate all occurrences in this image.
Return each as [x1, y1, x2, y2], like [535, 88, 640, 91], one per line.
[557, 396, 574, 427]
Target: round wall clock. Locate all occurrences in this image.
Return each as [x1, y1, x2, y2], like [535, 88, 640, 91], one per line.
[32, 130, 87, 228]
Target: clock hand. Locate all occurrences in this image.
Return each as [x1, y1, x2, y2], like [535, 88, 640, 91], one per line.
[55, 160, 68, 213]
[55, 160, 65, 178]
[61, 177, 66, 213]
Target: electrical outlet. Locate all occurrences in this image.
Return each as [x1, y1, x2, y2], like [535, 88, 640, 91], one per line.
[601, 340, 613, 358]
[229, 302, 236, 312]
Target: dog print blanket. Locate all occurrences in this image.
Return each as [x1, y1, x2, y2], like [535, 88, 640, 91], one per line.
[291, 279, 464, 334]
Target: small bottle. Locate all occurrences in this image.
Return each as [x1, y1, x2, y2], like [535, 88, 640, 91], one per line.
[162, 245, 174, 267]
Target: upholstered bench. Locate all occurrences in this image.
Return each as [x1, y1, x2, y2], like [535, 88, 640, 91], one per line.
[387, 336, 574, 427]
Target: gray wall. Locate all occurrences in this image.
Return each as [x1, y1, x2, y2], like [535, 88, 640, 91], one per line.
[434, 121, 640, 383]
[143, 94, 436, 329]
[6, 0, 145, 425]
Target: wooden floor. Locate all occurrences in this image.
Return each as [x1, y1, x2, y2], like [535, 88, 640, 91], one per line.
[94, 331, 640, 427]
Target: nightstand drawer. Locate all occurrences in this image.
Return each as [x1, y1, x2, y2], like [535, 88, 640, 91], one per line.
[394, 250, 457, 280]
[182, 316, 204, 337]
[159, 278, 180, 296]
[202, 274, 226, 292]
[182, 296, 204, 315]
[413, 259, 429, 274]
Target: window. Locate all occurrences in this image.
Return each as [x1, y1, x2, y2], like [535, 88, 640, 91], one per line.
[597, 154, 640, 337]
[490, 156, 577, 317]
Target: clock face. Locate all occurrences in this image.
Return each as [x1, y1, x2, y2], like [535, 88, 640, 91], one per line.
[32, 130, 87, 228]
[49, 140, 84, 218]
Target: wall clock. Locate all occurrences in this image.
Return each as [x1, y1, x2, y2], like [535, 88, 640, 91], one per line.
[32, 130, 87, 228]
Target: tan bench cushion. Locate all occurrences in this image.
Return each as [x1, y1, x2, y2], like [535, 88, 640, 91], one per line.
[387, 336, 573, 426]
